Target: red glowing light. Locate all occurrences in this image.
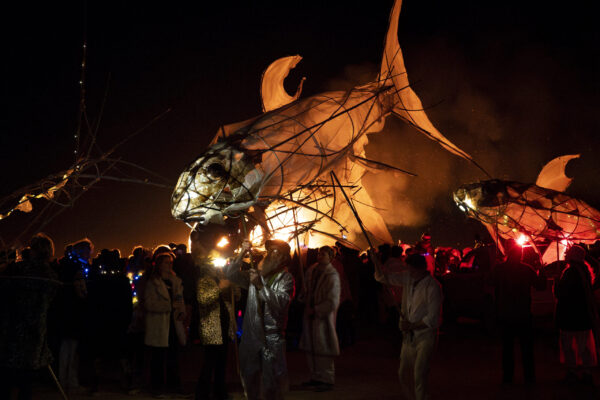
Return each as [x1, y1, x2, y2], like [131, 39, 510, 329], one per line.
[516, 234, 528, 247]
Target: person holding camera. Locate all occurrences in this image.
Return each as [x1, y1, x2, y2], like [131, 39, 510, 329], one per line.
[225, 239, 294, 400]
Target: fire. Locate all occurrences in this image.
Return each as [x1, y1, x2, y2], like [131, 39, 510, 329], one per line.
[216, 236, 230, 248]
[212, 257, 227, 268]
[248, 200, 334, 250]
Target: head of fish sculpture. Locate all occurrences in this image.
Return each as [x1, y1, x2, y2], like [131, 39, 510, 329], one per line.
[172, 0, 482, 243]
[171, 140, 265, 224]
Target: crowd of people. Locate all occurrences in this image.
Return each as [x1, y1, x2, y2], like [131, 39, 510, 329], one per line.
[1, 230, 599, 400]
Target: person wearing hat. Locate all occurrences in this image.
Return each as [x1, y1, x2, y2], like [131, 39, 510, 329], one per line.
[225, 239, 294, 400]
[555, 245, 600, 384]
[489, 239, 546, 385]
[374, 253, 442, 400]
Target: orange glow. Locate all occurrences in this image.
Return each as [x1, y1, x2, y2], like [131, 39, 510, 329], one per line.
[248, 201, 333, 250]
[216, 236, 229, 248]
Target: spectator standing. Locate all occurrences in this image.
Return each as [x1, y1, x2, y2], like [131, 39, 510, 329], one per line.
[56, 239, 91, 393]
[489, 239, 546, 384]
[374, 253, 442, 400]
[0, 233, 60, 400]
[195, 258, 236, 400]
[144, 251, 186, 397]
[332, 245, 354, 348]
[555, 245, 600, 384]
[299, 246, 341, 392]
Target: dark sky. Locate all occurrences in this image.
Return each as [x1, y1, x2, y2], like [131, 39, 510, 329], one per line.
[1, 1, 598, 254]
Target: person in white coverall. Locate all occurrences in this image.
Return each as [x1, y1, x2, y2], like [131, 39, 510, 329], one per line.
[374, 253, 442, 400]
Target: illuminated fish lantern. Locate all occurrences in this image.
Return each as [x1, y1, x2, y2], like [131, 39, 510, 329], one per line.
[453, 154, 600, 264]
[171, 0, 480, 246]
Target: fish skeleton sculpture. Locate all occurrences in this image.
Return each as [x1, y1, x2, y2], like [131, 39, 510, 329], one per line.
[171, 0, 480, 246]
[453, 154, 600, 264]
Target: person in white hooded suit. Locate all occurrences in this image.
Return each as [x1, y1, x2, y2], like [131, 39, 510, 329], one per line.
[299, 246, 341, 392]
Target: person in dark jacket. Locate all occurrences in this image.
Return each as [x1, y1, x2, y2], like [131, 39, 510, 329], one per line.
[56, 239, 91, 392]
[0, 233, 60, 400]
[555, 245, 600, 384]
[489, 239, 546, 384]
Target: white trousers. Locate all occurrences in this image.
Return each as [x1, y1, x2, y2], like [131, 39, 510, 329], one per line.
[59, 339, 79, 389]
[305, 353, 335, 384]
[398, 332, 436, 400]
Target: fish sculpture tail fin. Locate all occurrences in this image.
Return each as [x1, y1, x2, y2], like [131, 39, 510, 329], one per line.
[379, 0, 486, 174]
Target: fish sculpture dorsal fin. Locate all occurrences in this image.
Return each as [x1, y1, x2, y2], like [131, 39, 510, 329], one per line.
[378, 0, 476, 166]
[260, 55, 306, 112]
[535, 154, 580, 192]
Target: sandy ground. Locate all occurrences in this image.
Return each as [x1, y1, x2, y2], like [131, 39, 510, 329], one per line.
[23, 316, 600, 400]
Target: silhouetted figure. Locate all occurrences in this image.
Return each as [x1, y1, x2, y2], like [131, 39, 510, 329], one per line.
[56, 239, 91, 393]
[173, 243, 199, 342]
[332, 244, 354, 348]
[124, 246, 150, 394]
[555, 245, 600, 384]
[0, 233, 60, 400]
[489, 239, 546, 384]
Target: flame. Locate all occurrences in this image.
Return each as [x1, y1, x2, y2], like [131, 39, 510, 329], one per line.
[212, 257, 227, 268]
[216, 236, 230, 248]
[248, 200, 333, 250]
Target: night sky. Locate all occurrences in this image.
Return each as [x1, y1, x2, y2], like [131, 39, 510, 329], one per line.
[1, 1, 598, 255]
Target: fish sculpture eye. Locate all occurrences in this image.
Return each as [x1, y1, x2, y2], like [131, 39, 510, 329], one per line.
[205, 162, 228, 182]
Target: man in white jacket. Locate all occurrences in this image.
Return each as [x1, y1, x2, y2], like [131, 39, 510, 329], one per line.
[374, 253, 442, 400]
[299, 246, 341, 392]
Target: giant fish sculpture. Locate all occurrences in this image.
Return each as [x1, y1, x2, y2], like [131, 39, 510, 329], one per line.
[453, 154, 600, 264]
[171, 0, 481, 246]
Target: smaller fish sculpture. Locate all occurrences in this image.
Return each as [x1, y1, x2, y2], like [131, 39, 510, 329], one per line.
[453, 154, 600, 264]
